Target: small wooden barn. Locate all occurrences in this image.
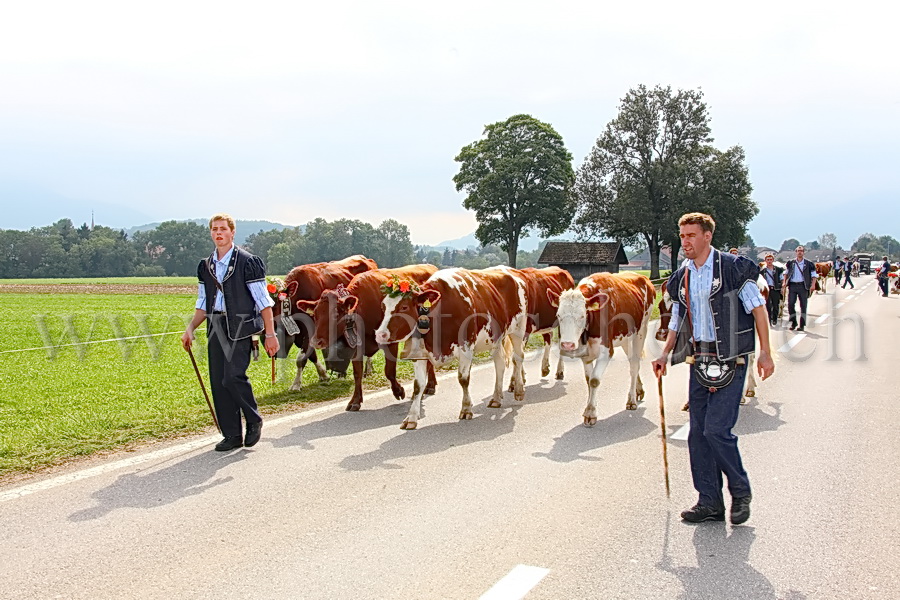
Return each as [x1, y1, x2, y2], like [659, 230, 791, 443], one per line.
[537, 241, 628, 282]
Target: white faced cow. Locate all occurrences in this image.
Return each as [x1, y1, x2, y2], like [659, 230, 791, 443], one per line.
[549, 272, 656, 427]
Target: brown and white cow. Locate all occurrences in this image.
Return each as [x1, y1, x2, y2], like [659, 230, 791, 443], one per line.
[550, 272, 656, 426]
[274, 255, 378, 390]
[299, 264, 439, 412]
[495, 266, 575, 388]
[814, 262, 831, 293]
[374, 267, 528, 430]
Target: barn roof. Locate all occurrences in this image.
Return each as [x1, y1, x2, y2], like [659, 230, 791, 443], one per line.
[538, 242, 627, 266]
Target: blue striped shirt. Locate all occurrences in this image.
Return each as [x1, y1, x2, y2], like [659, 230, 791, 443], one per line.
[194, 245, 274, 313]
[669, 251, 765, 342]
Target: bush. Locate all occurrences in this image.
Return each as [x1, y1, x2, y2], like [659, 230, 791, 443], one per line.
[133, 264, 167, 277]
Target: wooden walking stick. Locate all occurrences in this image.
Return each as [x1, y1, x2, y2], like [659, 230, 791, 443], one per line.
[185, 345, 221, 433]
[271, 355, 276, 385]
[657, 374, 671, 498]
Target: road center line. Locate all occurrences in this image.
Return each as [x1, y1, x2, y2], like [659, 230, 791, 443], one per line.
[778, 333, 807, 354]
[670, 422, 690, 441]
[834, 302, 844, 309]
[480, 565, 550, 600]
[814, 314, 829, 324]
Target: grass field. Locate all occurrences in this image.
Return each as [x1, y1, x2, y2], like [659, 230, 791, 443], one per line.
[0, 278, 666, 479]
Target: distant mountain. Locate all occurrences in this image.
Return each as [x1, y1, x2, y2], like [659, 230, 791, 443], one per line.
[432, 231, 564, 252]
[125, 219, 298, 246]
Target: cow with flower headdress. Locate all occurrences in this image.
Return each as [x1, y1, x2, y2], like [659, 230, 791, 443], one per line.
[374, 267, 529, 430]
[269, 255, 377, 390]
[298, 264, 439, 411]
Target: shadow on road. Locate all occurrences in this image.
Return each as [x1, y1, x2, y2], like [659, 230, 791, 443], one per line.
[531, 407, 658, 463]
[657, 517, 805, 599]
[735, 401, 787, 436]
[334, 381, 572, 471]
[68, 450, 247, 522]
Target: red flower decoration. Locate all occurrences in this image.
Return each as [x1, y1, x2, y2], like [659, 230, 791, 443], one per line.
[399, 280, 410, 293]
[267, 283, 277, 293]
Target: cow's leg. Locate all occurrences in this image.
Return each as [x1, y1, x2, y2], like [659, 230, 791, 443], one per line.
[384, 343, 405, 400]
[346, 357, 365, 411]
[510, 333, 526, 402]
[458, 348, 476, 419]
[424, 361, 437, 396]
[554, 331, 565, 380]
[583, 353, 610, 427]
[492, 344, 509, 408]
[622, 335, 642, 410]
[401, 359, 429, 430]
[742, 352, 757, 404]
[289, 342, 313, 391]
[363, 356, 374, 377]
[541, 333, 552, 378]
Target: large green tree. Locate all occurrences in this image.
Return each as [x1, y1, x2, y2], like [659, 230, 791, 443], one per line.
[454, 114, 576, 267]
[574, 86, 710, 278]
[372, 219, 414, 268]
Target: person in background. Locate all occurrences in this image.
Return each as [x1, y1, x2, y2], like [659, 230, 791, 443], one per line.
[841, 256, 854, 289]
[181, 213, 279, 451]
[877, 256, 891, 297]
[782, 246, 818, 331]
[729, 248, 739, 255]
[833, 256, 843, 287]
[760, 254, 784, 326]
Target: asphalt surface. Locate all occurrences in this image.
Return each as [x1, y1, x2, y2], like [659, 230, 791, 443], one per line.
[1, 274, 898, 599]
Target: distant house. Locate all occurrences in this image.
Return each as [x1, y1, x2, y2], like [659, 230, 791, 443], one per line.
[623, 247, 673, 272]
[538, 241, 628, 281]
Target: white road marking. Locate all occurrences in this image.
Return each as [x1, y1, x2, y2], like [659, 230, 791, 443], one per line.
[815, 314, 829, 324]
[671, 422, 690, 441]
[480, 565, 550, 600]
[778, 333, 807, 354]
[834, 302, 844, 309]
[1, 353, 539, 503]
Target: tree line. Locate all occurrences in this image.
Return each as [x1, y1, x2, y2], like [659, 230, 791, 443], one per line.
[0, 217, 418, 278]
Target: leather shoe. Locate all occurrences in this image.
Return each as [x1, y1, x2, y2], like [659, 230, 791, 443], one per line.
[215, 436, 243, 451]
[244, 421, 263, 448]
[731, 495, 752, 525]
[681, 503, 725, 523]
[789, 322, 797, 331]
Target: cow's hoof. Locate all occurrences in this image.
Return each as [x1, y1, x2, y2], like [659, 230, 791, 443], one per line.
[391, 385, 405, 400]
[288, 384, 302, 392]
[626, 402, 637, 411]
[507, 384, 515, 393]
[400, 420, 417, 430]
[682, 402, 690, 412]
[583, 417, 597, 427]
[541, 366, 551, 378]
[514, 392, 525, 403]
[424, 386, 436, 396]
[637, 388, 645, 402]
[459, 411, 473, 420]
[740, 396, 749, 405]
[556, 371, 564, 380]
[346, 402, 361, 412]
[487, 399, 502, 408]
[745, 390, 755, 398]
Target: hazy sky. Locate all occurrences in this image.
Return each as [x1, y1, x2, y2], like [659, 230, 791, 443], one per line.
[1, 0, 897, 248]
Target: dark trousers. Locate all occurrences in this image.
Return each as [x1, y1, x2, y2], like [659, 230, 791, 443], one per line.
[879, 277, 889, 296]
[787, 282, 809, 327]
[765, 289, 781, 325]
[207, 319, 262, 438]
[834, 270, 841, 285]
[688, 363, 751, 509]
[842, 271, 854, 289]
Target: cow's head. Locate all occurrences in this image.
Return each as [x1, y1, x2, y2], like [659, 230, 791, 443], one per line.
[269, 280, 299, 319]
[375, 288, 441, 345]
[550, 287, 609, 355]
[306, 290, 359, 349]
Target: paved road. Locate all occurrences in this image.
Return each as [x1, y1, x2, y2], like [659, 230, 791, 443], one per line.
[2, 275, 898, 599]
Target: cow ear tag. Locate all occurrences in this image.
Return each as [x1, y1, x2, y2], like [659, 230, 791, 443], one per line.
[588, 302, 600, 311]
[423, 299, 432, 309]
[305, 308, 315, 316]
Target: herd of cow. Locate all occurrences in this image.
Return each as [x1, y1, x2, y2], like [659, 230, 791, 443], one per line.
[265, 255, 736, 430]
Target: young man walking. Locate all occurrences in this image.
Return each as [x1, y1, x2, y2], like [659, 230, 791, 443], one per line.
[782, 246, 818, 331]
[181, 214, 279, 451]
[652, 213, 775, 526]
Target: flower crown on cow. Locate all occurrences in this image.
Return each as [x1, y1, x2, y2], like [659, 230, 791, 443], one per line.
[266, 276, 289, 301]
[380, 275, 421, 299]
